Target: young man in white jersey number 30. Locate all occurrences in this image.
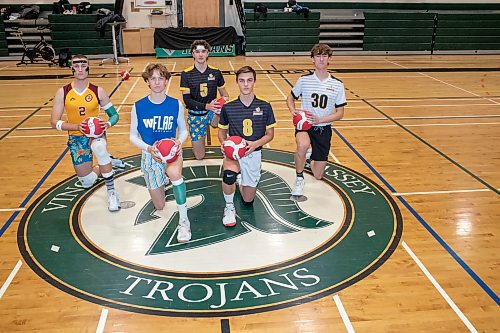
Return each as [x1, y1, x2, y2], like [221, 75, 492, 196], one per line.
[286, 43, 347, 197]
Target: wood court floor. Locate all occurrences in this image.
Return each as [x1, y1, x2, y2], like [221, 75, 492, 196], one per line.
[0, 54, 498, 332]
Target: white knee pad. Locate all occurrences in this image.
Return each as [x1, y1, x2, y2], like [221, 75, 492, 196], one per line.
[78, 171, 98, 188]
[90, 138, 112, 166]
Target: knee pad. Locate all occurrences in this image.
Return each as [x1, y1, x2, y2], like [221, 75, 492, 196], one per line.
[101, 170, 114, 179]
[90, 138, 111, 166]
[241, 198, 254, 207]
[78, 171, 98, 188]
[223, 170, 238, 185]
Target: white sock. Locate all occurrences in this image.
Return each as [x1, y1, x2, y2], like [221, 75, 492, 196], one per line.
[224, 192, 234, 206]
[177, 203, 188, 220]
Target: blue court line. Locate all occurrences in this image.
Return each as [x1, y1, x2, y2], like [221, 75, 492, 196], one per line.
[0, 147, 68, 237]
[333, 127, 499, 305]
[0, 70, 132, 237]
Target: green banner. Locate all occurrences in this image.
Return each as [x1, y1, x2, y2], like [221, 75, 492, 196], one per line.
[156, 45, 235, 58]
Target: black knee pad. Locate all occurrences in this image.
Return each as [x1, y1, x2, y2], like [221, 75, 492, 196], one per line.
[223, 170, 238, 185]
[241, 198, 254, 207]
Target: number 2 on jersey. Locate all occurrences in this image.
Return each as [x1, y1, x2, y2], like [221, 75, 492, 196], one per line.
[200, 83, 208, 97]
[243, 119, 253, 136]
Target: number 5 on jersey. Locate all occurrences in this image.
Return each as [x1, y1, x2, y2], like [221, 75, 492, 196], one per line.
[200, 83, 208, 97]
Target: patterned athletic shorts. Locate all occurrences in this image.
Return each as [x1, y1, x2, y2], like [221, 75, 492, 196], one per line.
[187, 111, 215, 141]
[67, 135, 92, 166]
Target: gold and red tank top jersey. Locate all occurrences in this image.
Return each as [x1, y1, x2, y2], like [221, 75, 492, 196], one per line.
[63, 83, 100, 136]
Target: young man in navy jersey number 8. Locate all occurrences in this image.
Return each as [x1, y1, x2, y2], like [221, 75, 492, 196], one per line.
[286, 43, 347, 197]
[218, 66, 276, 227]
[129, 64, 191, 243]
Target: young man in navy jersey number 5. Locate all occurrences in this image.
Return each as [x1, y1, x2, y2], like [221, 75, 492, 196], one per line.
[129, 64, 191, 243]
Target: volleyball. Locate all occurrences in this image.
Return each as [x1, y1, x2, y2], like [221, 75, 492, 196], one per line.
[214, 97, 226, 115]
[81, 117, 105, 138]
[293, 111, 312, 131]
[223, 136, 247, 160]
[120, 70, 130, 81]
[154, 139, 181, 163]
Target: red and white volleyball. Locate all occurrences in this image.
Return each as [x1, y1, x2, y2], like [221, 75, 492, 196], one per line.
[154, 139, 180, 163]
[214, 97, 226, 115]
[120, 70, 130, 81]
[216, 97, 226, 108]
[223, 136, 247, 160]
[82, 117, 105, 138]
[293, 111, 312, 131]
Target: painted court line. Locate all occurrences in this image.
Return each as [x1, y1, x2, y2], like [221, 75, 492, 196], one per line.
[254, 61, 287, 99]
[362, 99, 499, 195]
[385, 59, 499, 105]
[0, 208, 26, 212]
[402, 241, 478, 332]
[117, 63, 151, 113]
[394, 188, 495, 196]
[95, 308, 109, 333]
[165, 62, 176, 94]
[329, 150, 340, 164]
[0, 260, 22, 299]
[371, 97, 495, 102]
[380, 104, 499, 108]
[333, 295, 355, 333]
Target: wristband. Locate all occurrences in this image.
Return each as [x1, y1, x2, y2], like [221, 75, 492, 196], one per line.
[56, 120, 65, 131]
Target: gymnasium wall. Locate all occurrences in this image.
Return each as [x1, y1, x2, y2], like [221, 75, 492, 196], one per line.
[0, 0, 111, 4]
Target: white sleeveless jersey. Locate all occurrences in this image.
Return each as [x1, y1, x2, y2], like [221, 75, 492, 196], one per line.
[291, 73, 347, 126]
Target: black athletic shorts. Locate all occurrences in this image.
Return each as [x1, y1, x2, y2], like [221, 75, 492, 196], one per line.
[295, 125, 332, 161]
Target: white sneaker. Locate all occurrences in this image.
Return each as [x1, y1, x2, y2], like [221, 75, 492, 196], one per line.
[222, 205, 236, 227]
[291, 177, 305, 196]
[107, 190, 121, 212]
[111, 157, 125, 168]
[177, 218, 191, 243]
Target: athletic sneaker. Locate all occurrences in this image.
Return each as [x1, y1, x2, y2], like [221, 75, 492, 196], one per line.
[107, 190, 121, 212]
[111, 157, 126, 168]
[177, 218, 191, 243]
[291, 177, 305, 196]
[222, 205, 236, 227]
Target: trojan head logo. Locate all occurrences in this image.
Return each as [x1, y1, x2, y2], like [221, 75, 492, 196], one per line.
[19, 148, 401, 317]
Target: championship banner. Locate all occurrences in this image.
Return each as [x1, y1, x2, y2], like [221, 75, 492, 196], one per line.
[156, 44, 236, 58]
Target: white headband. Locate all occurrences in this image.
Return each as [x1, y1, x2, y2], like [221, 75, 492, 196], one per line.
[195, 45, 207, 51]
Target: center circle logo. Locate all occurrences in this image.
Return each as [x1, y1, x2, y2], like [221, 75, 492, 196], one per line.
[19, 148, 402, 317]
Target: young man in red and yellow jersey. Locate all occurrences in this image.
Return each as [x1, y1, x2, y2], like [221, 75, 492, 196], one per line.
[50, 54, 121, 211]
